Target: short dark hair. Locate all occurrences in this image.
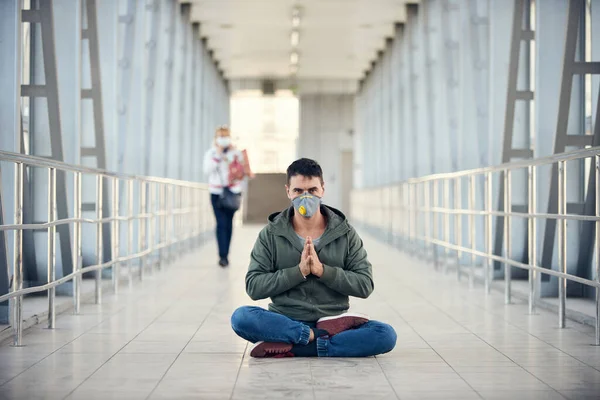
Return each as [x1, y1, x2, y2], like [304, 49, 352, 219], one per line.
[286, 158, 323, 185]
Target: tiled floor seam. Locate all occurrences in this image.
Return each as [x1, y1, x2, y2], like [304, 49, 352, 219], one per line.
[394, 249, 595, 339]
[388, 279, 570, 399]
[412, 277, 600, 374]
[226, 269, 254, 400]
[145, 279, 239, 400]
[61, 265, 216, 400]
[380, 294, 486, 399]
[374, 242, 600, 376]
[228, 342, 249, 400]
[0, 291, 152, 389]
[373, 356, 404, 400]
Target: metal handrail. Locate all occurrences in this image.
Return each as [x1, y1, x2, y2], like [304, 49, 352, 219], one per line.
[351, 146, 600, 346]
[359, 146, 600, 188]
[0, 150, 213, 346]
[0, 150, 207, 188]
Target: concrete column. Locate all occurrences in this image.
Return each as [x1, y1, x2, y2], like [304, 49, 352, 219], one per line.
[390, 27, 402, 183]
[426, 1, 448, 175]
[166, 3, 183, 179]
[298, 94, 354, 212]
[149, 0, 169, 178]
[353, 94, 364, 189]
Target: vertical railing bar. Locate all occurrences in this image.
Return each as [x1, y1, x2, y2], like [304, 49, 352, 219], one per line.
[456, 177, 462, 280]
[424, 182, 431, 262]
[178, 186, 182, 254]
[12, 163, 24, 346]
[47, 168, 56, 328]
[595, 155, 600, 345]
[95, 174, 103, 304]
[504, 169, 512, 304]
[127, 179, 134, 286]
[112, 177, 119, 294]
[400, 184, 404, 250]
[558, 160, 567, 328]
[167, 185, 173, 266]
[73, 172, 82, 314]
[140, 180, 147, 276]
[159, 184, 165, 269]
[528, 165, 537, 314]
[388, 187, 394, 245]
[149, 182, 155, 272]
[443, 179, 450, 273]
[485, 171, 492, 294]
[468, 175, 475, 289]
[433, 180, 439, 270]
[408, 183, 413, 253]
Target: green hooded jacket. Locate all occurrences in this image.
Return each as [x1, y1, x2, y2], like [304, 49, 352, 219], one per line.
[245, 205, 374, 322]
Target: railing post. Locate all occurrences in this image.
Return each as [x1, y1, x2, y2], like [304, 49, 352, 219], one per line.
[148, 182, 155, 272]
[186, 187, 192, 249]
[201, 188, 207, 246]
[424, 182, 431, 263]
[176, 185, 185, 256]
[485, 172, 492, 294]
[595, 155, 600, 345]
[95, 175, 103, 304]
[194, 188, 202, 248]
[455, 177, 462, 280]
[12, 163, 24, 346]
[176, 185, 183, 255]
[159, 184, 166, 269]
[139, 180, 147, 276]
[468, 175, 476, 289]
[127, 180, 134, 285]
[528, 165, 537, 314]
[432, 180, 439, 270]
[167, 185, 173, 265]
[400, 184, 405, 250]
[558, 160, 567, 328]
[443, 179, 450, 273]
[388, 187, 393, 245]
[504, 169, 512, 304]
[112, 177, 120, 293]
[47, 168, 56, 328]
[409, 183, 416, 254]
[414, 183, 419, 255]
[73, 172, 82, 314]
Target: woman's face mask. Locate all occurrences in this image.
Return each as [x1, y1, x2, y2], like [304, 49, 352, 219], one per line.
[216, 136, 231, 148]
[291, 192, 321, 218]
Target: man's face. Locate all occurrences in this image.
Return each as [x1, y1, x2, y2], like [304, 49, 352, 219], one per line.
[286, 175, 324, 201]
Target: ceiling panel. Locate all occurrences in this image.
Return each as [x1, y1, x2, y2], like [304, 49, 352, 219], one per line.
[189, 0, 408, 80]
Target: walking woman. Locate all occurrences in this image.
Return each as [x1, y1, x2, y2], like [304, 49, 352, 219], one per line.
[203, 126, 244, 267]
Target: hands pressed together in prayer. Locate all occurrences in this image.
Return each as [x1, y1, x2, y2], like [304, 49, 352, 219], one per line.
[299, 237, 323, 278]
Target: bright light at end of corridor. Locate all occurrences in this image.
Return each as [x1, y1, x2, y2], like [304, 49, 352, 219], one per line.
[291, 30, 300, 47]
[290, 52, 299, 65]
[291, 7, 301, 28]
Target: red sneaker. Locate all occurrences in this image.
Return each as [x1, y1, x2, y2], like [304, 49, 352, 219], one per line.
[316, 313, 369, 336]
[249, 341, 294, 358]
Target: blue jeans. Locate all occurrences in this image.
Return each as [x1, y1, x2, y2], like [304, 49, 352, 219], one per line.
[211, 194, 236, 259]
[231, 306, 397, 357]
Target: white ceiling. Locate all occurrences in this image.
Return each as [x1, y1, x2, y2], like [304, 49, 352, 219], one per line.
[188, 0, 410, 81]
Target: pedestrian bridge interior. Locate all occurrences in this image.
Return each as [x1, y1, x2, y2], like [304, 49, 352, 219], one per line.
[1, 0, 600, 399]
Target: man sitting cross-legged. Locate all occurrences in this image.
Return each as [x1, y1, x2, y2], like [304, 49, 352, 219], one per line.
[230, 158, 397, 358]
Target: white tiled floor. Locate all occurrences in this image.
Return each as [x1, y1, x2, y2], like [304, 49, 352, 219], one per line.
[0, 225, 599, 400]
